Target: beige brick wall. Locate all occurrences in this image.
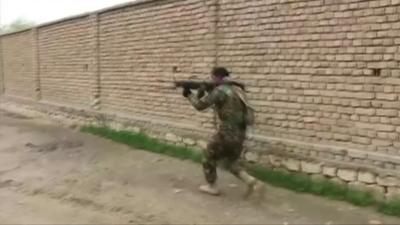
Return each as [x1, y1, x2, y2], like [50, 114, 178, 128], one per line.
[38, 16, 93, 107]
[1, 30, 36, 99]
[1, 0, 400, 181]
[98, 0, 215, 128]
[218, 0, 400, 154]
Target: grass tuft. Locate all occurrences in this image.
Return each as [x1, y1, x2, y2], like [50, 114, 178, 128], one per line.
[81, 125, 202, 163]
[81, 125, 400, 217]
[379, 199, 400, 216]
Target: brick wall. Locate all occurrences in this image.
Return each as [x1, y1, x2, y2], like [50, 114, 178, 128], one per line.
[216, 0, 400, 173]
[218, 0, 400, 155]
[38, 16, 94, 107]
[1, 30, 36, 99]
[98, 0, 215, 128]
[2, 0, 400, 192]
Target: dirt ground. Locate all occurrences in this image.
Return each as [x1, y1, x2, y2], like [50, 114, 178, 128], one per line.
[0, 109, 399, 224]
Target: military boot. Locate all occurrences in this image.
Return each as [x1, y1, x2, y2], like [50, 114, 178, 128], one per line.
[199, 183, 221, 196]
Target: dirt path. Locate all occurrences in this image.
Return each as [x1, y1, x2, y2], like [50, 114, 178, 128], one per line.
[0, 110, 399, 224]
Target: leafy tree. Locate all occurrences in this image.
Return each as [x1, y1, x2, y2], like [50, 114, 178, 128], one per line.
[0, 18, 36, 34]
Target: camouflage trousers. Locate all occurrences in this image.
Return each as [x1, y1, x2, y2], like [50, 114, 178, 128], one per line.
[202, 129, 246, 184]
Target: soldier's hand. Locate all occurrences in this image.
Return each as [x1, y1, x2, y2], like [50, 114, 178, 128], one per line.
[182, 87, 191, 97]
[197, 86, 206, 98]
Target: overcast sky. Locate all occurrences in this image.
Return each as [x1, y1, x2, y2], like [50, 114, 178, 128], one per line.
[0, 0, 133, 25]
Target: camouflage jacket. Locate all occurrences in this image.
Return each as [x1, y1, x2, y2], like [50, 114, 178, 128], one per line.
[187, 84, 247, 132]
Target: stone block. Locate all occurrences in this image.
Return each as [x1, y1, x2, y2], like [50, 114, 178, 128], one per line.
[357, 171, 377, 184]
[301, 161, 322, 174]
[377, 176, 399, 187]
[165, 133, 181, 143]
[183, 138, 195, 146]
[337, 169, 357, 182]
[323, 166, 338, 177]
[282, 158, 301, 171]
[269, 155, 283, 167]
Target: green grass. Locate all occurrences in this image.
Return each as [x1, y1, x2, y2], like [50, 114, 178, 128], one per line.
[81, 125, 399, 217]
[81, 126, 203, 163]
[379, 199, 400, 216]
[247, 164, 376, 206]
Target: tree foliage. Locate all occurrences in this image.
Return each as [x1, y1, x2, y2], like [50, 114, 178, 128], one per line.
[0, 18, 36, 34]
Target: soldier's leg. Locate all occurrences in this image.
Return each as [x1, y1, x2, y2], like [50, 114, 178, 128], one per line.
[202, 150, 217, 185]
[226, 159, 256, 186]
[222, 134, 256, 185]
[224, 136, 264, 197]
[226, 159, 265, 198]
[198, 136, 221, 195]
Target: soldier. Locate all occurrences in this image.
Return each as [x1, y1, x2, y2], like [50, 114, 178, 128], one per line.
[182, 67, 263, 196]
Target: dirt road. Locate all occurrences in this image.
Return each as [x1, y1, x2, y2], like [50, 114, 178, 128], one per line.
[0, 109, 399, 224]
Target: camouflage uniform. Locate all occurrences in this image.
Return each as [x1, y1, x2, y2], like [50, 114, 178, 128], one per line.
[187, 84, 248, 184]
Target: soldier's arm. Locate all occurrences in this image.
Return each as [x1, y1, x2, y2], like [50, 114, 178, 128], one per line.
[187, 88, 225, 111]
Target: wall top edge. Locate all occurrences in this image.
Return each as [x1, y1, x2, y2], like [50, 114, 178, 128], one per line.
[0, 0, 164, 37]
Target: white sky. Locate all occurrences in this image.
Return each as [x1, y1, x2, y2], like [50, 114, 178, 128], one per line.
[0, 0, 134, 25]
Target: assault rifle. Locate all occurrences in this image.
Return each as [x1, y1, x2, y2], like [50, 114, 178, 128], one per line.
[160, 79, 246, 98]
[157, 78, 245, 97]
[174, 80, 245, 91]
